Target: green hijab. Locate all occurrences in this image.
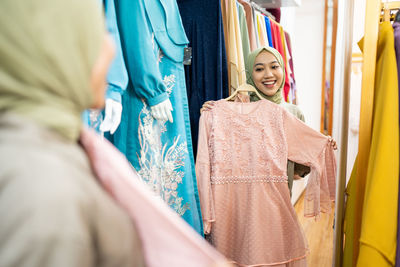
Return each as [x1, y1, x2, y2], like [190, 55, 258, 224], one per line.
[245, 46, 286, 104]
[0, 0, 105, 141]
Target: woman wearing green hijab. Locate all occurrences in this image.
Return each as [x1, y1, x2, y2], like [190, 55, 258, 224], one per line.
[202, 46, 318, 196]
[0, 0, 145, 266]
[246, 47, 311, 195]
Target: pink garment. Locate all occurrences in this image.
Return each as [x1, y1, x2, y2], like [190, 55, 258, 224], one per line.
[196, 100, 336, 266]
[79, 128, 228, 267]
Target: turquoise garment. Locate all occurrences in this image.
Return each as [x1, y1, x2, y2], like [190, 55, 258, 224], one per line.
[265, 16, 273, 47]
[103, 0, 128, 103]
[113, 0, 203, 234]
[83, 0, 128, 130]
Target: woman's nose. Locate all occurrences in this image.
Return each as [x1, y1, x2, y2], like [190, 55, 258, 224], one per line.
[264, 68, 274, 77]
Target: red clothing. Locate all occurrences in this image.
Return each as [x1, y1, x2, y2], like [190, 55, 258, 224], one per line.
[270, 20, 290, 102]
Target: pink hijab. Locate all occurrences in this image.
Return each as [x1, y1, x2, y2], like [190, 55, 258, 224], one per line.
[80, 128, 229, 267]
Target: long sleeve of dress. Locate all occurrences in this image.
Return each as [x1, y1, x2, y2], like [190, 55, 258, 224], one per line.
[283, 109, 336, 217]
[114, 0, 168, 106]
[195, 112, 215, 234]
[103, 0, 128, 104]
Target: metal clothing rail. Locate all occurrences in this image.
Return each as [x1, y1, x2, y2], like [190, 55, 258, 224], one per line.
[241, 0, 275, 20]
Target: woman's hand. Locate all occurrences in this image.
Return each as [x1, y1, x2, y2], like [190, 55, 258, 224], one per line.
[328, 136, 338, 150]
[200, 101, 216, 113]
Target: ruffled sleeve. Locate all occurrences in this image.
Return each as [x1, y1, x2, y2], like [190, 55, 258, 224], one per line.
[195, 111, 216, 234]
[282, 109, 336, 217]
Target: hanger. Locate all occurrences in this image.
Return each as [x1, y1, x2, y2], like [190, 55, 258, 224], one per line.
[383, 2, 391, 22]
[225, 83, 266, 101]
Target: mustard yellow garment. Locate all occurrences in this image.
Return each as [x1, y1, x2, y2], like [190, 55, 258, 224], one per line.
[342, 157, 357, 267]
[228, 0, 246, 93]
[356, 21, 399, 267]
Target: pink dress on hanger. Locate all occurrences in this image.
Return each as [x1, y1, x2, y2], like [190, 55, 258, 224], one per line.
[196, 99, 336, 267]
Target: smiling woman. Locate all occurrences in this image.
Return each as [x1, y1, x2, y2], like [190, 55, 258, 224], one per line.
[251, 50, 285, 97]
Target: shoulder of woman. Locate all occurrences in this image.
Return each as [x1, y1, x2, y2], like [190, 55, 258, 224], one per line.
[281, 102, 305, 121]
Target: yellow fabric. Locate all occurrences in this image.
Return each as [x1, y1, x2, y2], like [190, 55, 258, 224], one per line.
[342, 157, 357, 267]
[228, 0, 246, 93]
[357, 245, 393, 267]
[255, 12, 267, 47]
[220, 0, 230, 91]
[0, 0, 105, 141]
[356, 21, 399, 267]
[352, 36, 369, 263]
[279, 25, 288, 63]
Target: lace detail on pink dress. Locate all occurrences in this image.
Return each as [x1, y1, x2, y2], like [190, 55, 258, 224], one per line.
[196, 99, 336, 267]
[211, 175, 288, 185]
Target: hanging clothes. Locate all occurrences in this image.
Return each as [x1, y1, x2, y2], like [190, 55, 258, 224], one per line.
[270, 19, 284, 56]
[196, 99, 336, 266]
[103, 0, 128, 104]
[265, 16, 274, 47]
[251, 7, 260, 48]
[269, 20, 290, 102]
[356, 21, 399, 267]
[220, 0, 231, 91]
[113, 0, 203, 234]
[228, 0, 247, 92]
[279, 25, 291, 102]
[285, 31, 297, 103]
[237, 2, 251, 63]
[394, 20, 400, 267]
[83, 0, 128, 131]
[238, 0, 257, 51]
[80, 129, 228, 267]
[343, 158, 358, 267]
[255, 11, 267, 47]
[177, 0, 229, 158]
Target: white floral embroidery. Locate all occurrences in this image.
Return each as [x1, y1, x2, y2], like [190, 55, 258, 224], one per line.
[163, 74, 175, 95]
[136, 100, 189, 216]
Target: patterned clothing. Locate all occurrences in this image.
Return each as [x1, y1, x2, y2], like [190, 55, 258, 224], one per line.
[112, 0, 203, 234]
[196, 100, 336, 266]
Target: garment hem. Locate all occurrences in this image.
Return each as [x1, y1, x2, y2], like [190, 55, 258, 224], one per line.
[228, 252, 308, 267]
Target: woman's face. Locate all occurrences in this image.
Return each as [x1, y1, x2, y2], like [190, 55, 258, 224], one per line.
[252, 51, 284, 96]
[90, 33, 115, 109]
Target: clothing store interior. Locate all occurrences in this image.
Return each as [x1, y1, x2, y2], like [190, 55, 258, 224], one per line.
[0, 0, 399, 266]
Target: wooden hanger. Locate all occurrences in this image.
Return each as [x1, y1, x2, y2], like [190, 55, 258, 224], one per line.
[225, 83, 266, 101]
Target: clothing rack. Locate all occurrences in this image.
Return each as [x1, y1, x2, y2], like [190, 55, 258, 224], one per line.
[333, 0, 400, 266]
[241, 0, 276, 21]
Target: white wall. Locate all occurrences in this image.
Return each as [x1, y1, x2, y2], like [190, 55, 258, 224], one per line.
[281, 0, 325, 204]
[332, 0, 365, 185]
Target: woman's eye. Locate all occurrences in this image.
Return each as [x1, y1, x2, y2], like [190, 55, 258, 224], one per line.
[255, 68, 264, 72]
[272, 65, 280, 69]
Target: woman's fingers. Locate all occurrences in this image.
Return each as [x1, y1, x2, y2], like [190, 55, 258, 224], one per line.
[328, 136, 338, 150]
[200, 101, 216, 113]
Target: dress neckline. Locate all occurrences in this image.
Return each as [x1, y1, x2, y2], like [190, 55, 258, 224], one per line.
[219, 99, 266, 116]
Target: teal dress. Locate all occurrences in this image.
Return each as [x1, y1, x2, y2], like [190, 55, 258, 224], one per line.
[113, 0, 203, 234]
[82, 0, 128, 131]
